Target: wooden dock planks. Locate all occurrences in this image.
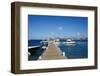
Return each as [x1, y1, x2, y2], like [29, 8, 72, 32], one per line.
[41, 43, 66, 60]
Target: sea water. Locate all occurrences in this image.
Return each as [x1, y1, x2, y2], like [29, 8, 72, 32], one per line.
[58, 40, 88, 59]
[28, 40, 42, 46]
[28, 40, 88, 60]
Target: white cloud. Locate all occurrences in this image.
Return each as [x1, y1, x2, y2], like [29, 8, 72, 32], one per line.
[58, 26, 63, 31]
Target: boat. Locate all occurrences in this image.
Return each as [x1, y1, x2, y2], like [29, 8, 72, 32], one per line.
[28, 46, 40, 49]
[54, 38, 60, 45]
[40, 40, 48, 43]
[64, 38, 76, 44]
[42, 46, 47, 49]
[40, 40, 48, 46]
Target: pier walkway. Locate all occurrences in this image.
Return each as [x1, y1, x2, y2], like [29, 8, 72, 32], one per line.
[41, 42, 66, 60]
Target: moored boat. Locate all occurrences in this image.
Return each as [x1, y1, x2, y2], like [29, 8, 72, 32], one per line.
[64, 38, 76, 44]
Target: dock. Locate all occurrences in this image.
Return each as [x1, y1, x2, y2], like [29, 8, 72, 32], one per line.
[40, 42, 66, 60]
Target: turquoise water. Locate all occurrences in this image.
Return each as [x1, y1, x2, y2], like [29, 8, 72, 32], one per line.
[58, 40, 88, 59]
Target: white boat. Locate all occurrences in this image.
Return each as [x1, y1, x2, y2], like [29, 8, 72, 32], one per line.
[54, 38, 60, 45]
[42, 46, 47, 49]
[55, 38, 60, 42]
[65, 38, 76, 44]
[40, 40, 48, 43]
[28, 46, 40, 49]
[54, 42, 60, 45]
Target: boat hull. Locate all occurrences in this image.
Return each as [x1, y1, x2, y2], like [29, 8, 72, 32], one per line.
[63, 41, 76, 44]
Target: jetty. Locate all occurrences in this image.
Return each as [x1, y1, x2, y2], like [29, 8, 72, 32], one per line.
[40, 42, 66, 60]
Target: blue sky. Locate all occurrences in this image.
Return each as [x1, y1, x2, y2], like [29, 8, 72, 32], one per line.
[28, 15, 88, 40]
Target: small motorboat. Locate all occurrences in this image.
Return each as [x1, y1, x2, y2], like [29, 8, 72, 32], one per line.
[54, 38, 60, 45]
[65, 38, 76, 44]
